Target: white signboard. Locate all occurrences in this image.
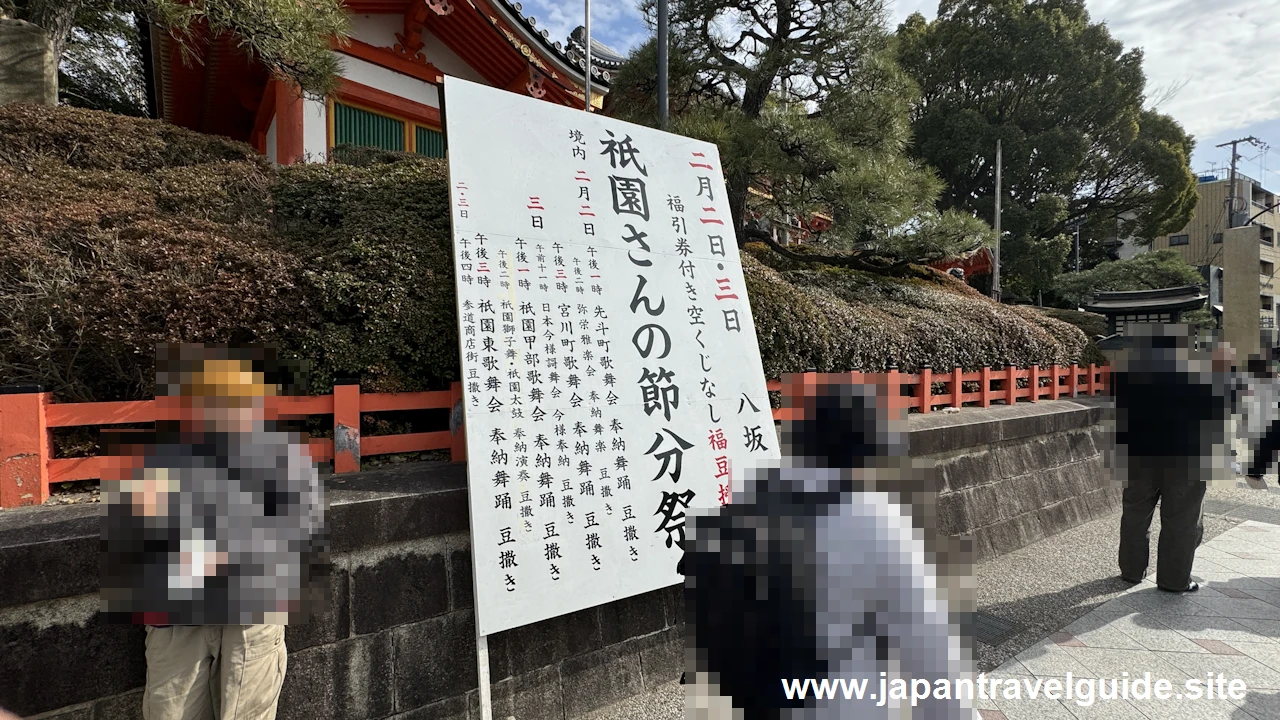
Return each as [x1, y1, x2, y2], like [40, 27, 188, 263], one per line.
[445, 76, 778, 637]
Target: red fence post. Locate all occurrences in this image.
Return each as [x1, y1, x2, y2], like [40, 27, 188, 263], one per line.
[980, 365, 991, 408]
[1029, 364, 1039, 403]
[886, 366, 903, 413]
[1068, 363, 1079, 398]
[0, 386, 52, 508]
[952, 366, 963, 409]
[333, 380, 361, 474]
[1087, 364, 1097, 396]
[918, 365, 932, 414]
[1049, 364, 1060, 400]
[1005, 363, 1017, 406]
[449, 380, 467, 463]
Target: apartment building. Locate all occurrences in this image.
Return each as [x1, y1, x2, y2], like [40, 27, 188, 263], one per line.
[1149, 172, 1280, 358]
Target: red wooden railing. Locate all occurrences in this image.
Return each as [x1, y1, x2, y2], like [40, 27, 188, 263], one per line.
[764, 363, 1111, 421]
[0, 364, 1110, 508]
[0, 382, 465, 508]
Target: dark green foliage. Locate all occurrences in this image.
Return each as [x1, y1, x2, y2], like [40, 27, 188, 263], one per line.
[0, 105, 1093, 404]
[742, 245, 1096, 374]
[898, 0, 1198, 303]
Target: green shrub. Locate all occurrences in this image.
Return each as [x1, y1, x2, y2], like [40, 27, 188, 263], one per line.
[0, 105, 1096, 404]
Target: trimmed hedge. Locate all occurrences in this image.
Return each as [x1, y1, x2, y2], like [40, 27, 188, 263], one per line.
[743, 246, 1101, 375]
[0, 104, 1096, 403]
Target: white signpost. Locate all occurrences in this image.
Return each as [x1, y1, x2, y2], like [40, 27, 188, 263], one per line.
[444, 76, 778, 718]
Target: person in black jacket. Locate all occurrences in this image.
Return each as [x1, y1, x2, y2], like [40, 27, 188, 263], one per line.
[1113, 324, 1235, 593]
[682, 374, 975, 719]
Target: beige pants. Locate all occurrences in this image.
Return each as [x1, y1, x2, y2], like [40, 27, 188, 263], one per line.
[143, 625, 287, 720]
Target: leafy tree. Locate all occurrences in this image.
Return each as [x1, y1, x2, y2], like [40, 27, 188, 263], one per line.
[896, 0, 1197, 298]
[1, 0, 349, 100]
[606, 0, 992, 273]
[57, 11, 148, 116]
[1053, 250, 1205, 307]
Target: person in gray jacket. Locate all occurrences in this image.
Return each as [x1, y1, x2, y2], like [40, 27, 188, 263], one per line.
[683, 374, 976, 719]
[101, 344, 326, 720]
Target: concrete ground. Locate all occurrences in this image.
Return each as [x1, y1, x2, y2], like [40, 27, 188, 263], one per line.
[983, 519, 1280, 719]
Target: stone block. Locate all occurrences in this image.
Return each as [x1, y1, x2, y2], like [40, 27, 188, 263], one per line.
[351, 549, 448, 634]
[329, 489, 468, 554]
[985, 513, 1044, 557]
[634, 626, 683, 687]
[911, 420, 1001, 457]
[936, 491, 972, 536]
[287, 568, 349, 651]
[490, 666, 563, 720]
[937, 450, 999, 493]
[92, 691, 143, 720]
[599, 588, 667, 646]
[972, 528, 996, 563]
[0, 601, 146, 717]
[393, 610, 478, 711]
[660, 582, 684, 628]
[992, 476, 1042, 520]
[560, 643, 643, 718]
[449, 544, 473, 612]
[277, 631, 394, 720]
[498, 605, 602, 678]
[0, 534, 97, 610]
[1034, 467, 1066, 506]
[963, 485, 1001, 529]
[1037, 501, 1073, 537]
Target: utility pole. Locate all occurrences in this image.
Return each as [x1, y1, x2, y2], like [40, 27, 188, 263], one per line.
[991, 139, 1002, 302]
[657, 0, 669, 129]
[1218, 136, 1263, 227]
[583, 0, 592, 112]
[1070, 221, 1080, 271]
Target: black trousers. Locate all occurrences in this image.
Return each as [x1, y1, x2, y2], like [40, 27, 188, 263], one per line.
[1249, 419, 1280, 477]
[1118, 458, 1206, 590]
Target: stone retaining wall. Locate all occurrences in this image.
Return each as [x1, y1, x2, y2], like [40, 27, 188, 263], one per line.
[0, 397, 1115, 719]
[912, 397, 1117, 562]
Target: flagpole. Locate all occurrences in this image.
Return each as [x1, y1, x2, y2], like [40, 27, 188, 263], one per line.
[583, 0, 592, 111]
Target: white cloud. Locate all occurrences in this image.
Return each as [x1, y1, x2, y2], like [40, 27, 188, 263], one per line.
[887, 0, 1280, 141]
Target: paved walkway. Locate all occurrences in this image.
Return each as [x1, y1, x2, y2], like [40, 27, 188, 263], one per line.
[980, 520, 1280, 720]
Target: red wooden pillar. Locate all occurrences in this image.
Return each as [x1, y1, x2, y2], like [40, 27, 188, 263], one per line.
[0, 386, 51, 508]
[980, 365, 992, 407]
[917, 365, 932, 414]
[333, 381, 361, 474]
[1006, 363, 1018, 406]
[1068, 363, 1079, 397]
[1087, 364, 1097, 395]
[1029, 364, 1040, 403]
[450, 380, 467, 463]
[952, 366, 964, 409]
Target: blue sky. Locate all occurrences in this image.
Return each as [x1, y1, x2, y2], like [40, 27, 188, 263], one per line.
[523, 0, 1280, 191]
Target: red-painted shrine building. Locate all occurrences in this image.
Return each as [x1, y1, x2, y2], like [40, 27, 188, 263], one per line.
[144, 0, 623, 164]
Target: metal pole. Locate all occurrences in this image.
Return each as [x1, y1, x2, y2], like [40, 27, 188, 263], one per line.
[657, 0, 669, 129]
[992, 139, 1002, 302]
[1074, 224, 1080, 272]
[583, 0, 592, 112]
